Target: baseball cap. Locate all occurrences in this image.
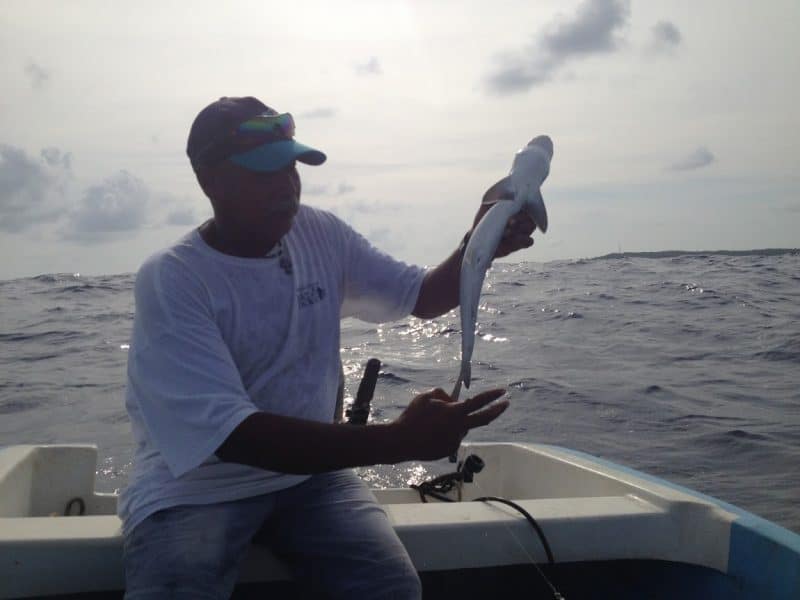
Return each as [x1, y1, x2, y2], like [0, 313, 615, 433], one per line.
[186, 96, 326, 172]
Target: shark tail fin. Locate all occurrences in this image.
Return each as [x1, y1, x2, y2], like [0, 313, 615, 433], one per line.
[451, 361, 472, 401]
[451, 379, 462, 402]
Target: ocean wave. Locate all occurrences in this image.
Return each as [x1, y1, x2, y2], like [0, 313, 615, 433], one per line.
[1, 252, 798, 533]
[591, 248, 798, 261]
[0, 397, 45, 415]
[754, 339, 800, 363]
[0, 329, 87, 344]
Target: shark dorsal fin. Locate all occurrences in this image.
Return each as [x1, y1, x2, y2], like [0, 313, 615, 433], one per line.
[525, 188, 548, 233]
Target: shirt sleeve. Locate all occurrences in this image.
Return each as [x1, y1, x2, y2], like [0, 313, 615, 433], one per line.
[339, 222, 427, 323]
[126, 254, 259, 478]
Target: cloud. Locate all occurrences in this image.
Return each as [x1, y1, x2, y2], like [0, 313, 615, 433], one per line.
[486, 0, 630, 94]
[365, 227, 396, 251]
[24, 61, 50, 90]
[341, 199, 400, 216]
[165, 207, 198, 226]
[302, 182, 356, 197]
[0, 144, 69, 232]
[318, 198, 401, 219]
[485, 60, 556, 94]
[64, 171, 149, 240]
[41, 147, 72, 170]
[158, 190, 206, 227]
[336, 182, 355, 195]
[303, 184, 329, 196]
[298, 107, 337, 119]
[355, 57, 382, 76]
[670, 147, 715, 171]
[649, 20, 682, 53]
[1, 143, 198, 241]
[543, 0, 630, 55]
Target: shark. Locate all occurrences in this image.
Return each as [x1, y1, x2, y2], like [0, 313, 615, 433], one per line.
[452, 135, 553, 401]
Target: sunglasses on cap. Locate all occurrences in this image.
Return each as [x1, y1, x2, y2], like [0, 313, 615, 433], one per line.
[236, 112, 296, 141]
[193, 112, 296, 169]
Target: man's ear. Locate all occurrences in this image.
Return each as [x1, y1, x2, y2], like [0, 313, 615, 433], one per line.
[195, 167, 216, 200]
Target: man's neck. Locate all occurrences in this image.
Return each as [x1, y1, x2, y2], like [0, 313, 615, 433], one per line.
[199, 219, 280, 258]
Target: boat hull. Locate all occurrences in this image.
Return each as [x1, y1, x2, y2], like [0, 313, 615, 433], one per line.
[1, 442, 798, 599]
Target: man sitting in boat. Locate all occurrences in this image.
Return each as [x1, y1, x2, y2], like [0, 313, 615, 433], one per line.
[119, 96, 536, 599]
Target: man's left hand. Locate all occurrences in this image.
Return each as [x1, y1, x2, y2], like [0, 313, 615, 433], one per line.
[471, 202, 537, 259]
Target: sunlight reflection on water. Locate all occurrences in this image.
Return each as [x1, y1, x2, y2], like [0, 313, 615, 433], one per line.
[1, 253, 798, 531]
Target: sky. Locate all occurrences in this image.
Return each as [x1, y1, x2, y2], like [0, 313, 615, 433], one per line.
[1, 0, 798, 280]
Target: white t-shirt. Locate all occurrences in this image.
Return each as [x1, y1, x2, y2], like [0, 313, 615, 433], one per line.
[118, 205, 426, 534]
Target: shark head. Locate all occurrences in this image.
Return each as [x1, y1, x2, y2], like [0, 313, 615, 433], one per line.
[527, 135, 553, 161]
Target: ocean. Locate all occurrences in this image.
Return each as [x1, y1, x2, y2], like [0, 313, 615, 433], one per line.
[1, 250, 798, 533]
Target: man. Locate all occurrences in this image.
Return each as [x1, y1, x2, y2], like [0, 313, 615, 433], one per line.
[120, 96, 537, 599]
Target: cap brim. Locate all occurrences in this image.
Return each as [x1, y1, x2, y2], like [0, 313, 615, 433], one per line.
[229, 140, 327, 172]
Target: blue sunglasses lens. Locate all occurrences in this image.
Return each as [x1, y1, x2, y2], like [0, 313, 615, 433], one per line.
[237, 113, 295, 139]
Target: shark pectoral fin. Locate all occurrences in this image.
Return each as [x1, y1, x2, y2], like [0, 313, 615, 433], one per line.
[466, 199, 520, 266]
[525, 188, 548, 233]
[481, 176, 514, 206]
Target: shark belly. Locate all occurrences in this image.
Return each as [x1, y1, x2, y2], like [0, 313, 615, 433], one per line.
[453, 198, 521, 400]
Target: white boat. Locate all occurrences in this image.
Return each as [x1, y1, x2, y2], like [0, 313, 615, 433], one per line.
[1, 442, 798, 599]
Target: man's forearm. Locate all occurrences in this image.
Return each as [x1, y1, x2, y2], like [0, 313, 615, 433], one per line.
[411, 197, 537, 320]
[412, 241, 464, 319]
[216, 412, 407, 474]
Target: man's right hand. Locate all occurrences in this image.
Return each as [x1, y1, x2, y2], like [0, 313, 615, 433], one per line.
[390, 388, 509, 461]
[217, 388, 508, 474]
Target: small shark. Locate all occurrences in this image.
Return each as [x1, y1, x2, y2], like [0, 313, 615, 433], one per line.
[452, 135, 553, 400]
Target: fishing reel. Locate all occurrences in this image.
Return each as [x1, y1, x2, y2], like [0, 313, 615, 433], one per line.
[459, 453, 486, 483]
[411, 453, 486, 502]
[346, 358, 487, 501]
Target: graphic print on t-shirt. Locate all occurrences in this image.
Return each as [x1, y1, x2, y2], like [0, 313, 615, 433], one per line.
[297, 282, 325, 308]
